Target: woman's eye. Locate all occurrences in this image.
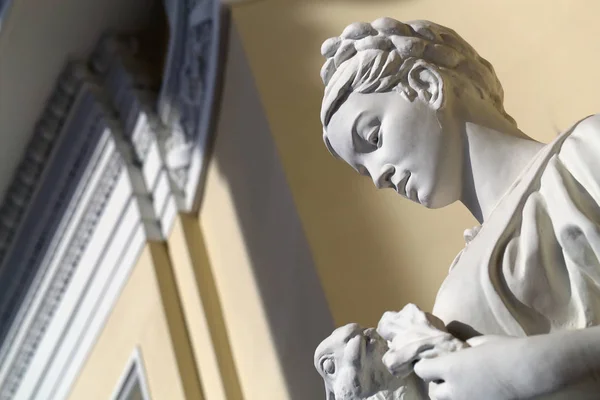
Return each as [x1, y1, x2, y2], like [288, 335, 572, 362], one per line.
[321, 358, 335, 375]
[366, 126, 380, 146]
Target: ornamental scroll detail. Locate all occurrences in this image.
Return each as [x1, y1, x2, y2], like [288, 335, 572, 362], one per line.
[163, 0, 219, 195]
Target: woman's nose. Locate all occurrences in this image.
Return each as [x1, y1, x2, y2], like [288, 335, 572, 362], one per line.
[373, 164, 396, 189]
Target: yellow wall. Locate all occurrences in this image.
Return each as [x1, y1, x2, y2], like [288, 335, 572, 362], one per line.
[193, 25, 332, 400]
[66, 2, 600, 399]
[67, 244, 203, 400]
[167, 215, 243, 400]
[230, 0, 600, 327]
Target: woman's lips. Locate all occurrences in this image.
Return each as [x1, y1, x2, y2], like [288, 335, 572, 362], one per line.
[394, 172, 421, 204]
[394, 172, 411, 198]
[407, 187, 418, 203]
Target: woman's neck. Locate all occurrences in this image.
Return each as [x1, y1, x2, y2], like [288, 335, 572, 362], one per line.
[460, 117, 545, 224]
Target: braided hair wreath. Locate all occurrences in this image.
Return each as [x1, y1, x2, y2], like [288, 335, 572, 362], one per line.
[320, 17, 514, 131]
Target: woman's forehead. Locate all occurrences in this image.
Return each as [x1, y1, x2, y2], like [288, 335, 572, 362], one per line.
[328, 102, 357, 132]
[330, 92, 371, 124]
[325, 132, 354, 163]
[326, 107, 359, 157]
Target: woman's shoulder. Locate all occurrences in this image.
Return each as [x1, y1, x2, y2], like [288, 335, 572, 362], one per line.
[558, 114, 600, 157]
[555, 114, 600, 193]
[573, 114, 600, 133]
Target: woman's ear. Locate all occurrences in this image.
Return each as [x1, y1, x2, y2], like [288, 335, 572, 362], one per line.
[407, 61, 444, 110]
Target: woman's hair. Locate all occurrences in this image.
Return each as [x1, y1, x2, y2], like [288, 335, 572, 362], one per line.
[320, 18, 514, 140]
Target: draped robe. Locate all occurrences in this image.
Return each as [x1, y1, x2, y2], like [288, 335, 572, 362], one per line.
[433, 115, 600, 338]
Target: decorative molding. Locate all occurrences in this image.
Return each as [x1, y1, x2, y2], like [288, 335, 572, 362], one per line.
[28, 181, 146, 400]
[0, 0, 230, 392]
[0, 75, 126, 400]
[90, 34, 159, 163]
[0, 28, 180, 399]
[92, 33, 178, 238]
[1, 150, 124, 400]
[0, 64, 87, 272]
[0, 65, 98, 346]
[159, 0, 228, 211]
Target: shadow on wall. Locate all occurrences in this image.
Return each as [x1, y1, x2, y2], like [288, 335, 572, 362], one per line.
[228, 0, 471, 330]
[226, 0, 600, 338]
[197, 0, 600, 396]
[203, 23, 335, 400]
[199, 1, 469, 398]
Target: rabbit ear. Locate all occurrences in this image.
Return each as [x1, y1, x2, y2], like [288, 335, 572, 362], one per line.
[327, 389, 336, 400]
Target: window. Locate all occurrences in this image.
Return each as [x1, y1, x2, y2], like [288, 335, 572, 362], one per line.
[112, 349, 151, 400]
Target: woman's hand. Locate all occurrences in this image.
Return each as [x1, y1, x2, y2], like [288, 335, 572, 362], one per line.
[377, 304, 467, 378]
[379, 307, 600, 399]
[413, 336, 526, 400]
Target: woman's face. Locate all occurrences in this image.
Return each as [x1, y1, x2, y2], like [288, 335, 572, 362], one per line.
[324, 90, 463, 209]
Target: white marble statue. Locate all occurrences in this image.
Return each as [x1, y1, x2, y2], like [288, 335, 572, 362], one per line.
[316, 17, 600, 399]
[314, 320, 424, 400]
[315, 304, 471, 400]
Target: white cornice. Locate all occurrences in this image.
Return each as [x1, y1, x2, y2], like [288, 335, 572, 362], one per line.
[0, 64, 89, 276]
[0, 72, 130, 399]
[0, 29, 180, 400]
[0, 1, 227, 396]
[0, 67, 101, 358]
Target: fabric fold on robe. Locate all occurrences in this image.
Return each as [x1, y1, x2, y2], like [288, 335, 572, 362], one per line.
[434, 115, 600, 338]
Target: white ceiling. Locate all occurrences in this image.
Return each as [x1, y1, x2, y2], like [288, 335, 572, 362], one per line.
[0, 0, 160, 202]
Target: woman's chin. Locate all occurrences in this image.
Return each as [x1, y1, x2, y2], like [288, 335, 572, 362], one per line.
[413, 191, 433, 208]
[421, 190, 460, 209]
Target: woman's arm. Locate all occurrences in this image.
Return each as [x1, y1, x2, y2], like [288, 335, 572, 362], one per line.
[413, 326, 600, 400]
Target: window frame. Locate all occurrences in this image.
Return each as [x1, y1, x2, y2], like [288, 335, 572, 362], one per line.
[110, 347, 152, 400]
